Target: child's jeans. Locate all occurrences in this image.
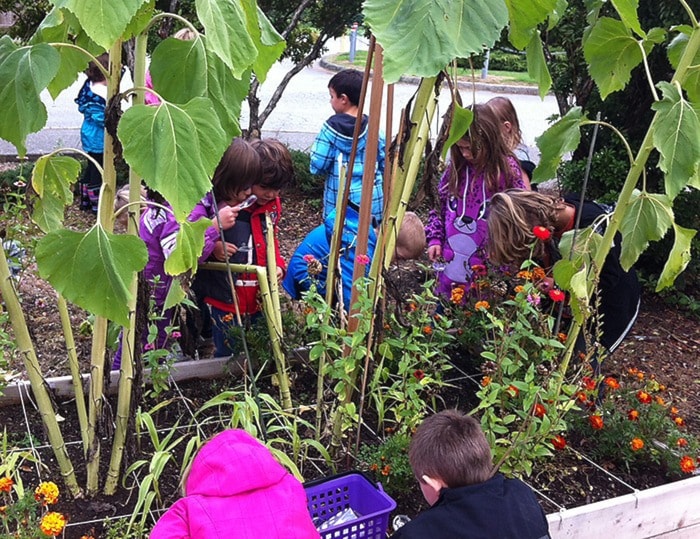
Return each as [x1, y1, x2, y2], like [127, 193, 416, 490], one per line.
[210, 307, 260, 358]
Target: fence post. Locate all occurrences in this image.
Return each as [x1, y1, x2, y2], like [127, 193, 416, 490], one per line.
[349, 22, 358, 63]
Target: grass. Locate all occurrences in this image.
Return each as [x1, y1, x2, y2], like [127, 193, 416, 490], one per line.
[332, 51, 537, 85]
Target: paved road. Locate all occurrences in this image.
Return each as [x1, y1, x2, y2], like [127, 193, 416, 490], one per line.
[0, 55, 559, 158]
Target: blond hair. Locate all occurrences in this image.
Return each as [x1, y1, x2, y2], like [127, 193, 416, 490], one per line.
[487, 189, 563, 266]
[487, 96, 522, 150]
[394, 211, 426, 260]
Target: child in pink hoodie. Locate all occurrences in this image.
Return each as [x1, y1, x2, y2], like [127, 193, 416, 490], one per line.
[150, 429, 320, 538]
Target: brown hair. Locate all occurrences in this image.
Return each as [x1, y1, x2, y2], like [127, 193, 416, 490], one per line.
[250, 138, 294, 190]
[409, 410, 492, 488]
[85, 52, 109, 83]
[487, 96, 522, 150]
[394, 211, 426, 260]
[212, 138, 260, 202]
[487, 189, 563, 266]
[447, 103, 519, 196]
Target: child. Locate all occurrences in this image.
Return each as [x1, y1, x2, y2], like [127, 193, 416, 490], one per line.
[425, 103, 529, 298]
[75, 53, 109, 214]
[149, 429, 320, 538]
[486, 96, 539, 181]
[191, 138, 289, 358]
[310, 68, 386, 224]
[487, 189, 640, 356]
[393, 410, 551, 539]
[283, 210, 425, 309]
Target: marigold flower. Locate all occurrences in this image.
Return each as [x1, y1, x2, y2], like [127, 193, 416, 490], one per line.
[514, 285, 525, 294]
[506, 385, 519, 397]
[516, 270, 533, 280]
[628, 409, 640, 421]
[548, 289, 566, 302]
[481, 376, 492, 387]
[604, 377, 620, 390]
[533, 226, 551, 241]
[636, 390, 652, 404]
[582, 377, 596, 391]
[474, 300, 490, 311]
[533, 403, 546, 418]
[450, 287, 465, 304]
[627, 367, 639, 375]
[670, 406, 680, 416]
[302, 254, 316, 264]
[356, 253, 370, 265]
[40, 512, 66, 536]
[423, 326, 433, 335]
[677, 438, 689, 448]
[557, 332, 567, 343]
[630, 438, 644, 451]
[674, 416, 685, 427]
[370, 463, 378, 471]
[589, 415, 604, 430]
[532, 267, 546, 281]
[552, 435, 567, 450]
[381, 465, 391, 476]
[413, 369, 425, 381]
[655, 396, 665, 406]
[222, 313, 234, 322]
[35, 481, 59, 505]
[680, 455, 696, 474]
[0, 477, 13, 493]
[636, 372, 645, 381]
[576, 391, 589, 403]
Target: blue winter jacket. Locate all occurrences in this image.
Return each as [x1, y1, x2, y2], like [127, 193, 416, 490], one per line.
[75, 79, 106, 154]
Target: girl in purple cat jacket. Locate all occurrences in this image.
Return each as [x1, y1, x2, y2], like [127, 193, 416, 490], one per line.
[425, 103, 529, 299]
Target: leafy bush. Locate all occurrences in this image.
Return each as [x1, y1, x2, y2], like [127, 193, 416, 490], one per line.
[358, 433, 414, 497]
[288, 148, 324, 198]
[556, 147, 629, 204]
[455, 49, 527, 72]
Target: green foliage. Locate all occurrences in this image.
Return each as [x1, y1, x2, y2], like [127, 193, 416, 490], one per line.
[557, 147, 630, 204]
[358, 433, 413, 497]
[0, 0, 51, 42]
[0, 310, 16, 394]
[288, 148, 323, 198]
[568, 368, 700, 477]
[102, 517, 149, 539]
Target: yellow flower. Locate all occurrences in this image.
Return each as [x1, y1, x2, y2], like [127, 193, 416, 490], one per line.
[35, 481, 59, 506]
[0, 476, 13, 493]
[40, 512, 66, 536]
[474, 300, 490, 311]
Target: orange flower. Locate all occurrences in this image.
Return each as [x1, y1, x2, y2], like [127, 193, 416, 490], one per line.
[655, 396, 665, 406]
[532, 267, 546, 281]
[222, 313, 234, 323]
[450, 287, 465, 304]
[552, 435, 567, 450]
[423, 325, 433, 335]
[409, 302, 417, 311]
[474, 300, 490, 311]
[636, 390, 652, 404]
[516, 270, 533, 280]
[589, 415, 604, 430]
[304, 306, 314, 315]
[557, 332, 567, 343]
[603, 377, 620, 390]
[582, 377, 596, 391]
[506, 385, 519, 397]
[35, 481, 59, 506]
[637, 371, 645, 381]
[674, 416, 686, 427]
[481, 376, 492, 387]
[370, 463, 378, 471]
[533, 403, 546, 418]
[680, 456, 696, 474]
[40, 512, 66, 536]
[0, 477, 13, 493]
[628, 409, 640, 421]
[630, 438, 644, 451]
[677, 438, 689, 448]
[670, 406, 680, 416]
[381, 465, 391, 476]
[514, 285, 525, 294]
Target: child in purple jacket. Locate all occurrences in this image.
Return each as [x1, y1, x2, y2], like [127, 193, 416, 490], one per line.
[150, 429, 320, 539]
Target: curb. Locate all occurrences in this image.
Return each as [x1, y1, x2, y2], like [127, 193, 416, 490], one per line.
[319, 55, 542, 96]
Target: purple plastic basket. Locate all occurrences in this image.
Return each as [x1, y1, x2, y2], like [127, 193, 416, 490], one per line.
[305, 472, 397, 539]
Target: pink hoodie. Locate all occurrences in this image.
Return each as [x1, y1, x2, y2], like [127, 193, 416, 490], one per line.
[150, 430, 320, 539]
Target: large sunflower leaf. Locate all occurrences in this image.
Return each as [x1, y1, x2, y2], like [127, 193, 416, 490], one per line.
[363, 0, 509, 83]
[164, 218, 211, 275]
[118, 98, 229, 221]
[505, 0, 558, 50]
[248, 4, 285, 84]
[610, 0, 644, 38]
[52, 0, 146, 51]
[619, 191, 673, 270]
[526, 31, 552, 99]
[651, 81, 700, 200]
[196, 0, 257, 77]
[36, 227, 148, 326]
[31, 155, 81, 232]
[206, 44, 248, 138]
[656, 224, 696, 291]
[533, 107, 585, 182]
[150, 35, 208, 104]
[0, 38, 59, 157]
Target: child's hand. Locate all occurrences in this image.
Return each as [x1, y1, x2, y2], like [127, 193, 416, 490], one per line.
[216, 205, 240, 230]
[213, 240, 238, 261]
[427, 244, 442, 262]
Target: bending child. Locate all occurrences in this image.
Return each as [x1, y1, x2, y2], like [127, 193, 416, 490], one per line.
[425, 103, 529, 299]
[487, 189, 640, 358]
[393, 410, 551, 539]
[310, 68, 386, 224]
[150, 429, 320, 538]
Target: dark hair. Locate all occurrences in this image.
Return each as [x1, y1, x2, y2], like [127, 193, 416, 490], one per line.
[409, 410, 492, 488]
[212, 138, 260, 202]
[86, 52, 109, 83]
[250, 138, 294, 190]
[328, 69, 363, 106]
[447, 103, 519, 196]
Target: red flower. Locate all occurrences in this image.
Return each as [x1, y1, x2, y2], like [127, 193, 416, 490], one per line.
[423, 325, 433, 335]
[302, 254, 316, 263]
[630, 438, 644, 451]
[471, 264, 487, 276]
[589, 415, 604, 430]
[552, 435, 567, 450]
[533, 403, 546, 418]
[677, 438, 689, 448]
[356, 253, 370, 265]
[506, 385, 520, 397]
[548, 289, 566, 302]
[680, 456, 696, 474]
[582, 377, 597, 391]
[533, 226, 551, 241]
[627, 409, 640, 421]
[413, 369, 425, 381]
[636, 390, 652, 404]
[604, 377, 620, 390]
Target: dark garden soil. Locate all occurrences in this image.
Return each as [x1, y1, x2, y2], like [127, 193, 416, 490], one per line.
[2, 187, 700, 537]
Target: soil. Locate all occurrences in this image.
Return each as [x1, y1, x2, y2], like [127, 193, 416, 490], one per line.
[2, 183, 700, 537]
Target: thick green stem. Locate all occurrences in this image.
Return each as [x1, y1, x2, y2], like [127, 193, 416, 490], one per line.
[0, 246, 80, 497]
